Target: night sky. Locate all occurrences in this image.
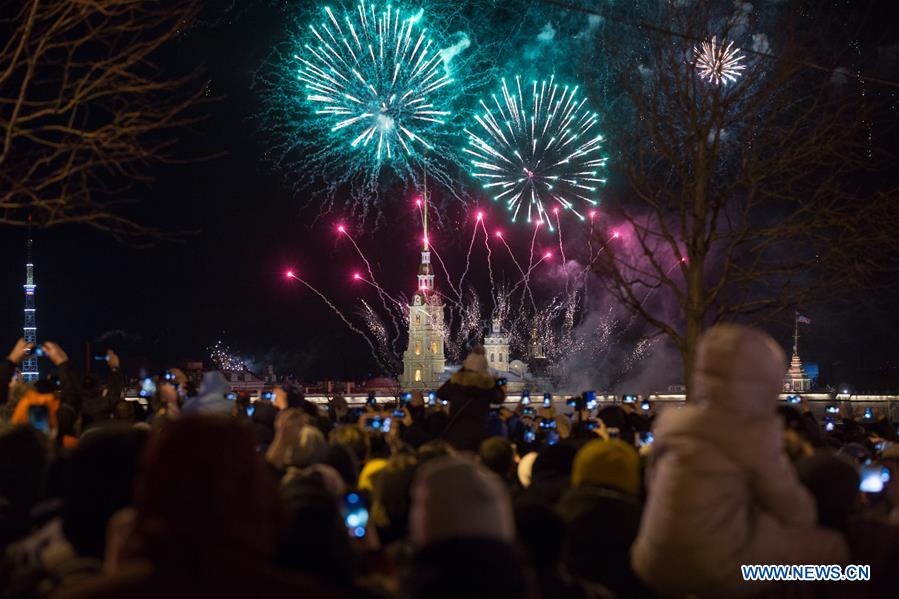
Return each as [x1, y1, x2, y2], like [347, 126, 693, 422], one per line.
[1, 1, 897, 391]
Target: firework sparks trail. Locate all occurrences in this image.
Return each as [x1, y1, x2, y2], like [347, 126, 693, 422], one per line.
[455, 217, 480, 299]
[357, 299, 401, 372]
[339, 225, 405, 333]
[553, 207, 571, 296]
[495, 230, 535, 311]
[478, 219, 496, 307]
[354, 274, 409, 311]
[287, 272, 387, 371]
[426, 240, 462, 303]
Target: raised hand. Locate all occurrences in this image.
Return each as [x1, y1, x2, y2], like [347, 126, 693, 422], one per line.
[6, 338, 33, 364]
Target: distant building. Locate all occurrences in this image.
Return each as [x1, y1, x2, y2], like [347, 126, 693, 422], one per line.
[400, 196, 446, 390]
[484, 318, 510, 373]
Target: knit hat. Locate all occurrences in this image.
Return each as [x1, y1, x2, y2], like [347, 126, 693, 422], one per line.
[358, 458, 388, 493]
[410, 455, 514, 546]
[462, 345, 489, 375]
[571, 439, 641, 496]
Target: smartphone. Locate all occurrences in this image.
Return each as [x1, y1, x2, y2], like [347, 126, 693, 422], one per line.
[392, 409, 405, 418]
[622, 395, 637, 404]
[139, 377, 156, 398]
[825, 417, 835, 432]
[427, 391, 437, 406]
[586, 420, 598, 430]
[225, 392, 237, 401]
[439, 399, 448, 407]
[859, 464, 890, 493]
[824, 404, 839, 414]
[547, 430, 560, 446]
[607, 427, 621, 438]
[522, 407, 537, 418]
[400, 392, 413, 404]
[247, 405, 255, 417]
[341, 492, 369, 539]
[875, 440, 890, 453]
[367, 417, 382, 431]
[496, 377, 508, 388]
[521, 394, 530, 406]
[864, 408, 874, 420]
[538, 418, 556, 429]
[380, 417, 392, 433]
[28, 405, 50, 433]
[27, 346, 46, 357]
[162, 371, 177, 382]
[261, 391, 274, 400]
[366, 393, 377, 407]
[543, 394, 551, 408]
[640, 401, 651, 411]
[638, 432, 655, 447]
[786, 395, 801, 404]
[523, 429, 536, 443]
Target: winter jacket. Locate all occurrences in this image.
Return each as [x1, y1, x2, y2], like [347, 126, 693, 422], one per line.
[631, 325, 848, 597]
[558, 485, 653, 598]
[436, 369, 502, 453]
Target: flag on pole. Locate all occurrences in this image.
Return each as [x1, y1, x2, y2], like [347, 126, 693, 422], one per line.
[797, 314, 811, 325]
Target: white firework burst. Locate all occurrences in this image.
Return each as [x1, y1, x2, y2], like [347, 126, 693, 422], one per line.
[693, 36, 746, 85]
[464, 75, 608, 225]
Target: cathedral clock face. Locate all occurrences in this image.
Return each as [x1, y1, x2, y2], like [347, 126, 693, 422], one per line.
[414, 295, 422, 306]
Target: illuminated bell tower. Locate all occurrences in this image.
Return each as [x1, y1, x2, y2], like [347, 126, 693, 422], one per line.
[22, 237, 38, 382]
[484, 317, 510, 373]
[401, 184, 446, 390]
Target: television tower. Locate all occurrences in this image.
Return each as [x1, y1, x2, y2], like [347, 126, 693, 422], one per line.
[22, 235, 38, 382]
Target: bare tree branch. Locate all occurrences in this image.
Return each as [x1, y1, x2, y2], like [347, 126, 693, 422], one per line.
[0, 0, 215, 239]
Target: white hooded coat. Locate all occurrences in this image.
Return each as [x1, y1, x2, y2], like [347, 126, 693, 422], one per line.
[631, 325, 848, 597]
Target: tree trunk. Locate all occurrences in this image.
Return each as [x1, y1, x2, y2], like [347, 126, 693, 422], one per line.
[683, 263, 704, 400]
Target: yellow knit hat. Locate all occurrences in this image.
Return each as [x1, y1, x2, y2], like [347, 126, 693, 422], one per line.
[358, 458, 389, 493]
[571, 439, 640, 496]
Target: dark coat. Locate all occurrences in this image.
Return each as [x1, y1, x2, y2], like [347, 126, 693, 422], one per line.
[436, 369, 502, 453]
[558, 485, 655, 599]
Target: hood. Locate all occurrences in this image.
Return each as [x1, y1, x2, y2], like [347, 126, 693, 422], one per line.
[462, 345, 489, 375]
[691, 324, 786, 418]
[449, 369, 496, 390]
[199, 371, 230, 397]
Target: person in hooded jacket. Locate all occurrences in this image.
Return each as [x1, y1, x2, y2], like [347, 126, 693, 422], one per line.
[631, 324, 848, 597]
[180, 371, 232, 416]
[435, 346, 504, 453]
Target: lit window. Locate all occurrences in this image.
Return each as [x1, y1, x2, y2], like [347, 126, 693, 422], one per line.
[415, 369, 422, 382]
[415, 314, 421, 325]
[415, 341, 421, 356]
[432, 342, 438, 353]
[490, 353, 495, 363]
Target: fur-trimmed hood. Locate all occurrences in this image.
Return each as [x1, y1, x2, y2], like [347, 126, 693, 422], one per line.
[449, 368, 497, 390]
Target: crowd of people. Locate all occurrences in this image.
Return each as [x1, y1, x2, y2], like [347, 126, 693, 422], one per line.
[0, 325, 898, 598]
